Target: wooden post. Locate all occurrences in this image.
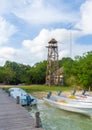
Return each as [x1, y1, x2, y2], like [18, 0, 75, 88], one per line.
[2, 88, 5, 91]
[35, 112, 42, 128]
[8, 91, 10, 96]
[16, 96, 20, 104]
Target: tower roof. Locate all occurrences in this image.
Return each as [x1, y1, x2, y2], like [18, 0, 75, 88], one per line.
[48, 38, 57, 44]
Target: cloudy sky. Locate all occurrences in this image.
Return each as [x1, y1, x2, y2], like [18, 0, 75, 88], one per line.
[0, 0, 92, 66]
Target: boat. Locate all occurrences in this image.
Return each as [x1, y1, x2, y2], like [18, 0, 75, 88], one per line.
[57, 90, 92, 103]
[9, 88, 37, 106]
[43, 92, 92, 117]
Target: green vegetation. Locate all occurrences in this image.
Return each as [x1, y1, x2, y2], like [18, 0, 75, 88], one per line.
[0, 51, 92, 90]
[4, 85, 72, 93]
[21, 85, 72, 92]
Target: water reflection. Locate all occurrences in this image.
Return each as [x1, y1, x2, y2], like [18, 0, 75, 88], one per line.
[30, 100, 92, 130]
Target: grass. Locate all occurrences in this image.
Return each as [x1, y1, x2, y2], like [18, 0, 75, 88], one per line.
[22, 85, 73, 92]
[2, 85, 73, 93]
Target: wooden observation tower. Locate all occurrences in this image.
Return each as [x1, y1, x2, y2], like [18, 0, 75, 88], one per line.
[46, 38, 59, 86]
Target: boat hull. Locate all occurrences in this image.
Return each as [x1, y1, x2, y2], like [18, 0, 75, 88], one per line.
[43, 97, 92, 117]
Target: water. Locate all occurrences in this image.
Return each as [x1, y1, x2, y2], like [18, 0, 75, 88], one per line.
[30, 100, 92, 130]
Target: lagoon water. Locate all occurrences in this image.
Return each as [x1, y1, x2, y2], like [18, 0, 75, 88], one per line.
[30, 100, 92, 130]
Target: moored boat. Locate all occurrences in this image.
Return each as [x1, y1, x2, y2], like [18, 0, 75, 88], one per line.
[43, 92, 92, 117]
[9, 88, 37, 106]
[57, 90, 92, 103]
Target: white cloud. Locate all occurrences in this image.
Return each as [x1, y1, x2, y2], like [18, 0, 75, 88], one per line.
[11, 0, 77, 24]
[0, 0, 92, 66]
[0, 28, 91, 66]
[21, 28, 88, 64]
[0, 0, 10, 15]
[72, 43, 92, 58]
[0, 47, 16, 66]
[76, 0, 92, 34]
[0, 0, 79, 25]
[0, 17, 17, 44]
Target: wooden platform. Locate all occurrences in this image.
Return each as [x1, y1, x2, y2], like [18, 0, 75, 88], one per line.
[0, 89, 44, 130]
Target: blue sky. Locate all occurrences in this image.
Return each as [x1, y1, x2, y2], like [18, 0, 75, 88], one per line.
[0, 0, 92, 66]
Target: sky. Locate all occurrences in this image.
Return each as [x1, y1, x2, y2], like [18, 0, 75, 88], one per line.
[0, 0, 92, 66]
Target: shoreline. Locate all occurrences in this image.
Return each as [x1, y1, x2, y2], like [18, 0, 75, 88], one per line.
[31, 91, 74, 99]
[0, 85, 91, 100]
[31, 90, 92, 99]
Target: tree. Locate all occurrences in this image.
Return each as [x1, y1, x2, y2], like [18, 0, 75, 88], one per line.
[28, 61, 47, 84]
[72, 51, 92, 89]
[60, 57, 74, 86]
[0, 51, 91, 87]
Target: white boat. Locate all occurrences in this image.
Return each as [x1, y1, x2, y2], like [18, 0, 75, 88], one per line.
[43, 92, 92, 117]
[57, 90, 92, 104]
[9, 88, 37, 106]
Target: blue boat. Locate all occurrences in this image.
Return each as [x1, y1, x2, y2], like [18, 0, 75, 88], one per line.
[9, 88, 37, 106]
